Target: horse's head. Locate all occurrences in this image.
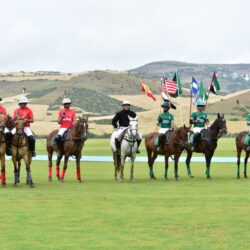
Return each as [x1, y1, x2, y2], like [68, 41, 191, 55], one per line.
[128, 116, 138, 138]
[75, 116, 88, 141]
[175, 124, 190, 149]
[215, 113, 227, 138]
[5, 115, 15, 130]
[0, 114, 6, 132]
[15, 118, 25, 135]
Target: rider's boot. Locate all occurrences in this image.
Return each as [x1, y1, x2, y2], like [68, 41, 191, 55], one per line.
[55, 134, 63, 156]
[191, 133, 199, 151]
[115, 138, 121, 154]
[157, 134, 164, 152]
[28, 135, 36, 157]
[5, 132, 13, 156]
[136, 139, 142, 154]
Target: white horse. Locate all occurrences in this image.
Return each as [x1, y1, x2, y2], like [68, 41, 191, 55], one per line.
[111, 116, 138, 181]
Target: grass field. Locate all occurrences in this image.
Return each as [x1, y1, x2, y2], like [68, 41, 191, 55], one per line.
[1, 138, 250, 250]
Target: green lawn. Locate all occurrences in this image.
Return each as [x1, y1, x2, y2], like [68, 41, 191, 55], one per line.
[36, 137, 238, 157]
[1, 138, 249, 250]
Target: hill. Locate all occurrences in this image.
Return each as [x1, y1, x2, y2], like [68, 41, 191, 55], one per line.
[128, 61, 250, 93]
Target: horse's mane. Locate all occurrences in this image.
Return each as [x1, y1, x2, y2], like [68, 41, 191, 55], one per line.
[5, 115, 15, 130]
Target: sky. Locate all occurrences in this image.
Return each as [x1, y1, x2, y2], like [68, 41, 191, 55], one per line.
[0, 0, 250, 72]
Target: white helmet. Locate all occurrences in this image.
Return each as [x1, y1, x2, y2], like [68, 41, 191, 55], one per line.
[18, 96, 29, 104]
[122, 100, 131, 106]
[62, 98, 71, 104]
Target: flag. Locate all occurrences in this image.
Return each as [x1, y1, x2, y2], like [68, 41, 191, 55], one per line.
[163, 79, 178, 95]
[198, 79, 208, 101]
[170, 72, 182, 98]
[208, 71, 220, 95]
[140, 79, 156, 101]
[159, 87, 176, 109]
[191, 77, 198, 94]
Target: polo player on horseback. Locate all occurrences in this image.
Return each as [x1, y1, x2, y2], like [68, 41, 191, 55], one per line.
[190, 100, 209, 151]
[111, 100, 142, 154]
[247, 112, 250, 151]
[157, 101, 174, 152]
[5, 96, 36, 157]
[54, 97, 76, 155]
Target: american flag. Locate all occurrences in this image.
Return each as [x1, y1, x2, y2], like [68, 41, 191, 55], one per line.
[163, 79, 178, 95]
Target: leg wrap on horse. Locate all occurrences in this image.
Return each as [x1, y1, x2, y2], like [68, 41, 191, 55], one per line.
[28, 135, 36, 157]
[5, 132, 13, 156]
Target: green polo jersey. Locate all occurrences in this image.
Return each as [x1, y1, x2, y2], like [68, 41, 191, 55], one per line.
[157, 112, 174, 128]
[191, 111, 208, 128]
[247, 113, 250, 123]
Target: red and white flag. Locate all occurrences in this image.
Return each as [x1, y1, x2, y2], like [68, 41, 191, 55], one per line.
[163, 79, 178, 95]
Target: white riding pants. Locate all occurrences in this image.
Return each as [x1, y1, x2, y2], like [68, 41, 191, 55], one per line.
[9, 127, 33, 136]
[58, 128, 68, 137]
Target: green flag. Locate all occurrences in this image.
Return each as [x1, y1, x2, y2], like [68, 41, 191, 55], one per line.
[209, 71, 220, 95]
[199, 79, 208, 101]
[170, 71, 182, 98]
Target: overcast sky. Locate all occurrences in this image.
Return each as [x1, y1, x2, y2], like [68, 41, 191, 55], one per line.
[0, 0, 250, 72]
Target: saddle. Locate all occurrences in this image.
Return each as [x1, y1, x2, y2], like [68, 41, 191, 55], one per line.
[243, 134, 250, 145]
[154, 130, 172, 147]
[189, 129, 207, 145]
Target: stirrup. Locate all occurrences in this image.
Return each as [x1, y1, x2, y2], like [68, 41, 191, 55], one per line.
[32, 151, 36, 157]
[136, 149, 140, 154]
[6, 149, 12, 156]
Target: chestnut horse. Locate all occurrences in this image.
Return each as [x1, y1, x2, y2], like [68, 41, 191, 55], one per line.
[185, 114, 227, 179]
[0, 114, 7, 185]
[12, 118, 34, 187]
[236, 131, 250, 178]
[47, 116, 88, 182]
[145, 125, 190, 180]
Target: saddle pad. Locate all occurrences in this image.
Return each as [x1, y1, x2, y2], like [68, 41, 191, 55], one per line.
[243, 134, 250, 145]
[154, 137, 158, 146]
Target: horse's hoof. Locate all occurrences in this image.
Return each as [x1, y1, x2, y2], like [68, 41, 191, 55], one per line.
[48, 178, 52, 182]
[119, 178, 125, 183]
[237, 176, 240, 179]
[30, 183, 35, 188]
[164, 177, 168, 181]
[175, 176, 179, 181]
[244, 175, 248, 178]
[57, 176, 60, 181]
[13, 183, 18, 187]
[188, 174, 194, 178]
[150, 176, 157, 180]
[60, 179, 64, 183]
[2, 183, 6, 187]
[207, 176, 212, 179]
[78, 179, 82, 183]
[130, 178, 135, 182]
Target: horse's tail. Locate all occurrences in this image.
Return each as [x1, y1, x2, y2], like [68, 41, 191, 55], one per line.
[116, 153, 121, 173]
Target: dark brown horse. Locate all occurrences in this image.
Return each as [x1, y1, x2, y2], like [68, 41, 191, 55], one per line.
[47, 116, 88, 182]
[236, 131, 249, 178]
[12, 118, 34, 187]
[185, 113, 227, 179]
[0, 114, 7, 185]
[145, 125, 190, 180]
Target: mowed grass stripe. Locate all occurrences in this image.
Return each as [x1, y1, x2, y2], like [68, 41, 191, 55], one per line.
[1, 159, 250, 249]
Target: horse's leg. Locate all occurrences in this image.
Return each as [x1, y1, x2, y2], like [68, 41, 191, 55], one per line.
[48, 148, 53, 181]
[164, 156, 169, 180]
[60, 155, 69, 182]
[25, 157, 34, 188]
[149, 152, 158, 180]
[244, 151, 249, 178]
[237, 147, 242, 178]
[113, 152, 118, 181]
[13, 158, 19, 186]
[120, 154, 125, 182]
[56, 155, 63, 181]
[186, 150, 194, 178]
[130, 155, 135, 181]
[205, 152, 214, 179]
[174, 153, 181, 180]
[18, 160, 21, 183]
[76, 154, 82, 183]
[1, 155, 6, 186]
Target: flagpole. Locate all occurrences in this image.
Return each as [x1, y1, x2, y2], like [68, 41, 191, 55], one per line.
[189, 81, 193, 123]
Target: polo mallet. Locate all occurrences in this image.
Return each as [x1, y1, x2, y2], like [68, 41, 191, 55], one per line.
[237, 99, 250, 113]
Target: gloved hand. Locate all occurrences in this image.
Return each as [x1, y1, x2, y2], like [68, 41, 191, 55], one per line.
[62, 112, 66, 118]
[159, 117, 163, 123]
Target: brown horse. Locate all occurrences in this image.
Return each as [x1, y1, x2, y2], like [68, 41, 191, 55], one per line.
[236, 131, 250, 178]
[12, 118, 34, 187]
[47, 116, 88, 182]
[145, 125, 190, 180]
[0, 114, 7, 185]
[185, 113, 227, 179]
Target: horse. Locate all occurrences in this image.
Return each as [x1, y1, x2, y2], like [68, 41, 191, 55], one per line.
[235, 131, 250, 178]
[111, 116, 138, 181]
[47, 116, 88, 182]
[145, 125, 190, 180]
[11, 118, 34, 187]
[0, 114, 7, 185]
[185, 113, 227, 179]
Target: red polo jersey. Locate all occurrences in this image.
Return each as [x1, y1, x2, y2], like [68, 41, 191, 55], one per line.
[0, 106, 7, 116]
[58, 108, 76, 128]
[13, 107, 34, 127]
